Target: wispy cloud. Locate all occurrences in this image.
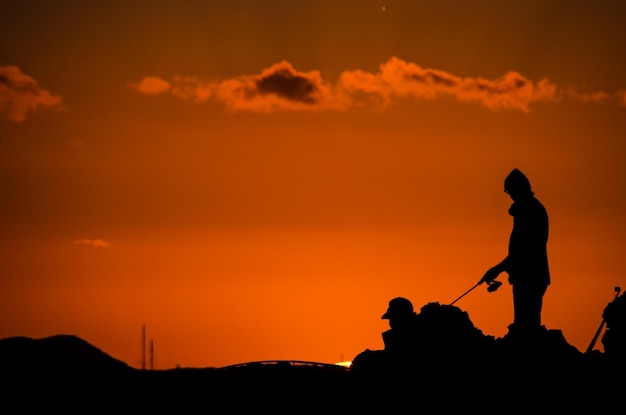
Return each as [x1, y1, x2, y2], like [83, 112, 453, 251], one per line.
[0, 65, 64, 122]
[170, 76, 213, 102]
[131, 61, 342, 111]
[131, 57, 623, 113]
[339, 57, 557, 112]
[617, 90, 626, 107]
[131, 76, 171, 95]
[73, 238, 111, 248]
[566, 88, 613, 103]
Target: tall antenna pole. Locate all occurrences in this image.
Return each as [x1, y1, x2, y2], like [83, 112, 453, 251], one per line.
[142, 324, 146, 370]
[150, 339, 154, 370]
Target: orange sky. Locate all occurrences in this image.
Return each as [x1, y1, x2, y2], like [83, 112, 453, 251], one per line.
[1, 1, 625, 369]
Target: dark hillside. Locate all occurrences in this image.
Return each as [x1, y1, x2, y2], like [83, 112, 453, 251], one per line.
[0, 334, 129, 371]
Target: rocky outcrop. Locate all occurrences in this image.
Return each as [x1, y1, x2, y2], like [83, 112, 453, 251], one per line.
[350, 301, 621, 412]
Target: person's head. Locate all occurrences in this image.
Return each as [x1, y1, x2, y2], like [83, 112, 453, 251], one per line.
[382, 297, 415, 328]
[504, 168, 533, 200]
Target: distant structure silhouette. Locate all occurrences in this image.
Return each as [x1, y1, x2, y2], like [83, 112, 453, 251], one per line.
[142, 324, 146, 370]
[150, 339, 154, 370]
[480, 168, 550, 337]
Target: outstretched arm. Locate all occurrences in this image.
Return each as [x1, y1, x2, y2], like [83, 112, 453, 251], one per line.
[478, 257, 509, 284]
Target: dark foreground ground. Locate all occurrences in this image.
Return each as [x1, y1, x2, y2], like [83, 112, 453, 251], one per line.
[0, 335, 353, 413]
[1, 304, 624, 414]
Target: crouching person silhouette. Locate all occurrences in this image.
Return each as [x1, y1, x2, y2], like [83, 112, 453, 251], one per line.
[381, 297, 420, 354]
[350, 297, 421, 375]
[380, 297, 422, 369]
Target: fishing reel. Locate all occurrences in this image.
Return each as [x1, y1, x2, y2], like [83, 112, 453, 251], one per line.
[450, 278, 504, 305]
[487, 280, 502, 293]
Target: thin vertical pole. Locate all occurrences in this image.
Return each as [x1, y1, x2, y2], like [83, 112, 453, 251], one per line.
[142, 324, 146, 370]
[150, 339, 154, 370]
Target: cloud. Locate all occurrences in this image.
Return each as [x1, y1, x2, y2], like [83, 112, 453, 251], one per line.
[73, 238, 111, 248]
[132, 62, 343, 111]
[130, 76, 171, 95]
[133, 57, 625, 113]
[617, 91, 626, 107]
[566, 88, 612, 103]
[215, 61, 345, 112]
[170, 76, 213, 101]
[339, 57, 557, 112]
[0, 65, 64, 122]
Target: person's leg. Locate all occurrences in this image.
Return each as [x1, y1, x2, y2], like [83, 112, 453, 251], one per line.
[512, 283, 547, 330]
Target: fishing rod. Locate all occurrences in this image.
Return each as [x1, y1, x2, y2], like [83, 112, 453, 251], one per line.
[450, 279, 502, 306]
[585, 286, 622, 354]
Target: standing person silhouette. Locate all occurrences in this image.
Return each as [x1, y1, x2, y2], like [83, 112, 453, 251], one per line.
[479, 168, 550, 337]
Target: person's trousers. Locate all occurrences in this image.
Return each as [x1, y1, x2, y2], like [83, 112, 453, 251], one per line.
[512, 282, 548, 330]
